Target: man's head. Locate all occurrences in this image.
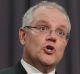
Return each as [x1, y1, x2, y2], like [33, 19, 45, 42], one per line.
[19, 1, 71, 73]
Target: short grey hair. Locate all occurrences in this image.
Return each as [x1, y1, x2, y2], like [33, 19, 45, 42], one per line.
[22, 1, 71, 33]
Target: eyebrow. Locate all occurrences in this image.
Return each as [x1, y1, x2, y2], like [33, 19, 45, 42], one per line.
[58, 25, 68, 33]
[32, 20, 68, 30]
[34, 20, 50, 25]
[59, 25, 67, 29]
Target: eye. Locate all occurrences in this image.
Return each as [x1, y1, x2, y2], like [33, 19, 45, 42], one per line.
[37, 26, 49, 31]
[56, 29, 65, 36]
[59, 31, 65, 35]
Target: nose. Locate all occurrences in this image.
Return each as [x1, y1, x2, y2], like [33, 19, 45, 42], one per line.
[46, 31, 57, 43]
[47, 38, 56, 43]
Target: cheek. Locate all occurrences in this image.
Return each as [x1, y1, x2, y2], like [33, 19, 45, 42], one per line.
[24, 33, 46, 60]
[25, 33, 45, 52]
[56, 40, 67, 62]
[58, 40, 67, 52]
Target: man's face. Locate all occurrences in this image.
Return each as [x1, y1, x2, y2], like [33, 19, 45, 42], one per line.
[19, 7, 69, 67]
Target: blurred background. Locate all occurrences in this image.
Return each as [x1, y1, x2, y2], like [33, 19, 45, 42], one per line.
[0, 0, 80, 74]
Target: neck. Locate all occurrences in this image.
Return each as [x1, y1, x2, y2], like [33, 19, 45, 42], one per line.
[23, 57, 56, 73]
[34, 62, 56, 73]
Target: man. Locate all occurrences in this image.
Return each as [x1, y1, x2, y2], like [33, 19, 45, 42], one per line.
[0, 1, 71, 74]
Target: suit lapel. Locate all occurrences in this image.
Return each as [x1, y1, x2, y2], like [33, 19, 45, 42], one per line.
[55, 71, 57, 74]
[15, 62, 27, 74]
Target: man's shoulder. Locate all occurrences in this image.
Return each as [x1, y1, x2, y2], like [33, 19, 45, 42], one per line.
[0, 62, 27, 74]
[0, 67, 16, 74]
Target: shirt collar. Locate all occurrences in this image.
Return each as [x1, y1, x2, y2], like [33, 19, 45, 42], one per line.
[21, 59, 56, 74]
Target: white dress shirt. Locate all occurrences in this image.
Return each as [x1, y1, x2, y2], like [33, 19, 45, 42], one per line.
[21, 59, 56, 74]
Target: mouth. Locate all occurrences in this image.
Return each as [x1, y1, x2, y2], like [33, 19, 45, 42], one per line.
[43, 45, 56, 54]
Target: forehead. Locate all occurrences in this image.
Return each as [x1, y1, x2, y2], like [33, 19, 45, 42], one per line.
[32, 6, 68, 28]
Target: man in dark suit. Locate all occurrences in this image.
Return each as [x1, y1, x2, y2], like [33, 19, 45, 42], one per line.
[0, 1, 71, 74]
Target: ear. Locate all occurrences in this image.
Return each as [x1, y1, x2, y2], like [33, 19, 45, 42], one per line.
[19, 27, 26, 45]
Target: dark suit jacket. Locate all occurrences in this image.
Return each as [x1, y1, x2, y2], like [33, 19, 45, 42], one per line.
[0, 62, 57, 74]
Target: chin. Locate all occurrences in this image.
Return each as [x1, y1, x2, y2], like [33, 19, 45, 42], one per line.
[40, 58, 57, 67]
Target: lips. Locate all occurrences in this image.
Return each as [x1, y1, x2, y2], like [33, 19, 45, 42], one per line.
[43, 45, 56, 54]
